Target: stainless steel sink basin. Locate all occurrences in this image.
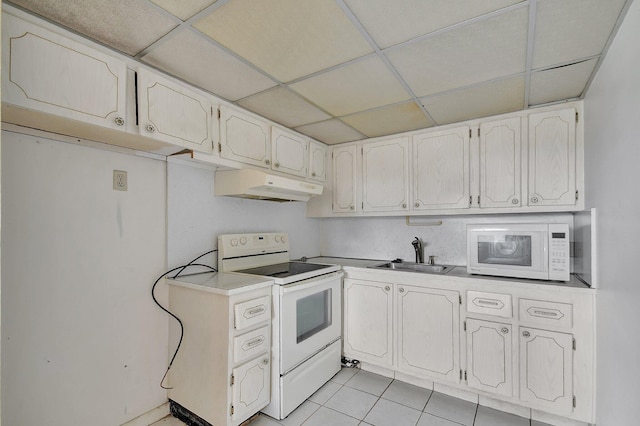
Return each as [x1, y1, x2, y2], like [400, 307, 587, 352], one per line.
[368, 262, 454, 274]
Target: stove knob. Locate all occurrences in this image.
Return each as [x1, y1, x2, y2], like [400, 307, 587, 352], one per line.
[240, 236, 247, 245]
[230, 238, 238, 247]
[281, 234, 287, 243]
[274, 235, 280, 243]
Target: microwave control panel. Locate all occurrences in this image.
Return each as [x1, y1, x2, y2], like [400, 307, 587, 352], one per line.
[548, 224, 570, 281]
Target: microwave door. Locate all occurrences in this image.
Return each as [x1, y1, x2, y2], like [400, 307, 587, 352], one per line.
[478, 234, 533, 266]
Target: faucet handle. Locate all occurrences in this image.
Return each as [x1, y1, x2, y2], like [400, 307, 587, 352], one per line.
[428, 255, 436, 265]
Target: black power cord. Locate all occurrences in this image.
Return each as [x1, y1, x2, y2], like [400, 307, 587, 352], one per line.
[152, 249, 217, 389]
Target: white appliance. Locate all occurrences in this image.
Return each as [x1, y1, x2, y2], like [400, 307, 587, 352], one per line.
[467, 223, 570, 281]
[218, 233, 342, 420]
[214, 169, 323, 202]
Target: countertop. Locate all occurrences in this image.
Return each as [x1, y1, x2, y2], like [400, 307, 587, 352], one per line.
[298, 256, 387, 269]
[166, 271, 273, 295]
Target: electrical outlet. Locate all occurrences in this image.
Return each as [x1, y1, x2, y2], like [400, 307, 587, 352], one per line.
[113, 170, 127, 191]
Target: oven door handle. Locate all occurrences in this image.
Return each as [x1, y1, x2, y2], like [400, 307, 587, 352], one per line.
[281, 271, 343, 294]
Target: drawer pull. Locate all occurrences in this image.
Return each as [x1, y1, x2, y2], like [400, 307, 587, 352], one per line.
[245, 306, 265, 317]
[473, 298, 505, 309]
[245, 336, 265, 348]
[527, 306, 564, 320]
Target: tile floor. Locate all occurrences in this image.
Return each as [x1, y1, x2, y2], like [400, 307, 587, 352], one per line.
[152, 367, 553, 426]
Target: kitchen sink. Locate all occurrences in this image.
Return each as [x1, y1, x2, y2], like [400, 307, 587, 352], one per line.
[368, 262, 454, 275]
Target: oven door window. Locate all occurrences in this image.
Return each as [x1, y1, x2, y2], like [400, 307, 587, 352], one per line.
[477, 234, 532, 266]
[296, 289, 332, 343]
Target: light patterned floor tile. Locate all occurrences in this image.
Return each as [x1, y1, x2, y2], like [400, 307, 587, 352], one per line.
[382, 380, 432, 411]
[149, 416, 187, 426]
[245, 414, 282, 426]
[344, 370, 393, 396]
[364, 398, 422, 426]
[279, 400, 320, 426]
[302, 406, 360, 426]
[416, 412, 464, 426]
[325, 385, 379, 420]
[308, 379, 342, 405]
[332, 366, 360, 384]
[474, 405, 529, 426]
[423, 392, 477, 426]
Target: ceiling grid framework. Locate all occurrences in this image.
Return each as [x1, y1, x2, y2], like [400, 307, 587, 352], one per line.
[5, 0, 633, 144]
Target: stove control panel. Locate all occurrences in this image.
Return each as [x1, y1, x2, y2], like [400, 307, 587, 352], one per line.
[218, 233, 289, 259]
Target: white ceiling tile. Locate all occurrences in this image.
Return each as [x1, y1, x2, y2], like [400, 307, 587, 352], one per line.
[236, 87, 331, 128]
[295, 120, 365, 145]
[345, 0, 524, 49]
[529, 59, 598, 106]
[193, 0, 373, 82]
[421, 76, 525, 125]
[341, 102, 433, 138]
[387, 7, 528, 97]
[141, 30, 277, 101]
[151, 0, 218, 21]
[533, 0, 627, 69]
[9, 0, 178, 56]
[289, 56, 411, 116]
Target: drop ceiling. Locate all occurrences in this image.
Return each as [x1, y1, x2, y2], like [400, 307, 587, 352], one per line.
[6, 0, 631, 145]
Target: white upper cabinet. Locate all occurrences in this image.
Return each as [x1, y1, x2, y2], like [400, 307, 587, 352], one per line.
[362, 137, 410, 212]
[2, 12, 127, 131]
[332, 145, 358, 213]
[412, 127, 470, 210]
[220, 105, 271, 168]
[479, 117, 522, 208]
[137, 68, 215, 154]
[309, 140, 327, 182]
[271, 127, 308, 178]
[528, 109, 577, 207]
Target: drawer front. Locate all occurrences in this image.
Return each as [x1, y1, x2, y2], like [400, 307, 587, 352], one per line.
[519, 299, 573, 329]
[234, 295, 271, 331]
[234, 326, 270, 364]
[467, 291, 512, 318]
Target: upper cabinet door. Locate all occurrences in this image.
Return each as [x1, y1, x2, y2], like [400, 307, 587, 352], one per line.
[271, 127, 308, 178]
[362, 137, 409, 212]
[220, 105, 271, 168]
[2, 13, 127, 131]
[480, 117, 522, 208]
[137, 68, 214, 154]
[332, 145, 358, 213]
[528, 109, 577, 207]
[412, 127, 470, 210]
[309, 140, 327, 182]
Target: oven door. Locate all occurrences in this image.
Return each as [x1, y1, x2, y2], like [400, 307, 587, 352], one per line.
[279, 271, 343, 374]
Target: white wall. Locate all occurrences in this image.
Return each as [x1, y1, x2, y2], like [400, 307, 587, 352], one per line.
[583, 1, 640, 424]
[320, 213, 574, 265]
[167, 161, 323, 268]
[1, 131, 168, 426]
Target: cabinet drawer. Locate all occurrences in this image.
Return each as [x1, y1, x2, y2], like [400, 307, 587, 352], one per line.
[234, 326, 270, 364]
[519, 299, 573, 329]
[467, 291, 512, 318]
[234, 295, 270, 330]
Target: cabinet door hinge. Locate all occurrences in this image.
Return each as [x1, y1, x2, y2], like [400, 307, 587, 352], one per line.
[459, 295, 462, 305]
[469, 128, 472, 138]
[218, 108, 221, 119]
[464, 370, 467, 381]
[469, 195, 472, 206]
[230, 404, 235, 415]
[361, 202, 364, 210]
[576, 111, 579, 122]
[230, 374, 235, 386]
[218, 142, 222, 154]
[572, 338, 576, 350]
[575, 190, 579, 201]
[361, 147, 363, 155]
[477, 128, 480, 137]
[460, 369, 463, 380]
[477, 195, 480, 205]
[573, 396, 577, 408]
[463, 320, 466, 331]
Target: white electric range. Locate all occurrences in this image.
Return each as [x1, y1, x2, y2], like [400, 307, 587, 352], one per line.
[218, 233, 343, 420]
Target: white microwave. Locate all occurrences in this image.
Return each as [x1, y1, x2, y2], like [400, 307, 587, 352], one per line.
[467, 223, 570, 281]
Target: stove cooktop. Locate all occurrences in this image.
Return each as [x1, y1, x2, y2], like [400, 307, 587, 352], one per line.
[235, 261, 331, 278]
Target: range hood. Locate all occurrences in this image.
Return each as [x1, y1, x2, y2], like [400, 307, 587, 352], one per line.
[214, 169, 323, 202]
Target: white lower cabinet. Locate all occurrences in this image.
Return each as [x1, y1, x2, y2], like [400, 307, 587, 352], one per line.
[465, 318, 513, 397]
[519, 327, 574, 414]
[342, 269, 594, 424]
[343, 279, 393, 366]
[167, 281, 272, 426]
[397, 285, 460, 383]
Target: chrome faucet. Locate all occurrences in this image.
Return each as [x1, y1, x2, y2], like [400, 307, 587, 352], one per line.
[411, 237, 424, 264]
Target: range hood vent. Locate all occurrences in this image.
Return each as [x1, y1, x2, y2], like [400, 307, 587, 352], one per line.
[214, 169, 323, 202]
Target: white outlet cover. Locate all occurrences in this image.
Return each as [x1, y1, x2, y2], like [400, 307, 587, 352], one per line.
[113, 170, 127, 191]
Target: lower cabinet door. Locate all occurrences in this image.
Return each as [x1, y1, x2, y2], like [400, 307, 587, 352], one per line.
[397, 285, 460, 383]
[519, 327, 573, 414]
[231, 355, 270, 422]
[466, 319, 513, 397]
[343, 279, 393, 366]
